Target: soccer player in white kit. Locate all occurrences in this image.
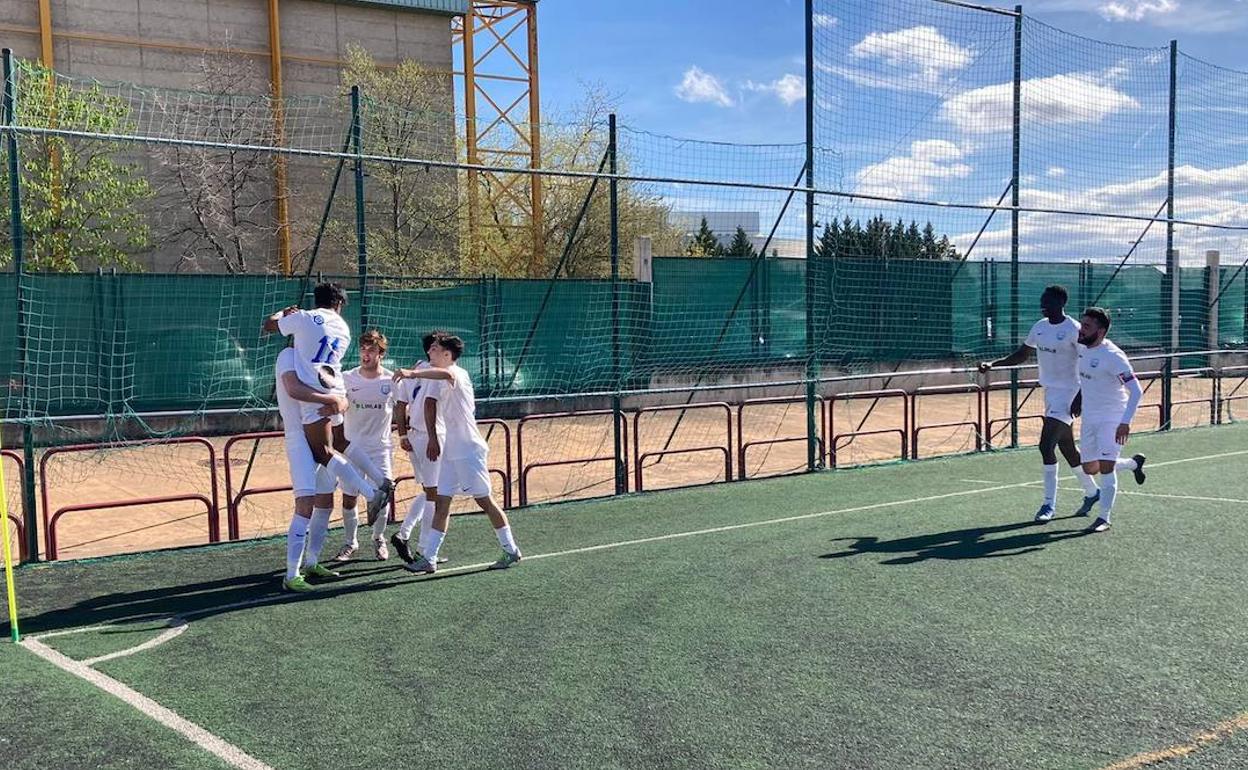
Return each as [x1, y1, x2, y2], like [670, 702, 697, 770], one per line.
[261, 282, 391, 524]
[274, 346, 348, 593]
[1075, 307, 1147, 533]
[392, 333, 521, 574]
[389, 332, 446, 566]
[980, 286, 1102, 522]
[332, 330, 398, 562]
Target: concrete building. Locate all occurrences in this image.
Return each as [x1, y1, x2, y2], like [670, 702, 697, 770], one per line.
[0, 0, 466, 273]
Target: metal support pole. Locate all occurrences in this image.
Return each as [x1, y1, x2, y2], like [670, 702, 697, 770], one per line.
[1163, 40, 1177, 430]
[4, 50, 38, 562]
[351, 85, 369, 331]
[1009, 6, 1022, 449]
[609, 114, 625, 495]
[804, 0, 819, 471]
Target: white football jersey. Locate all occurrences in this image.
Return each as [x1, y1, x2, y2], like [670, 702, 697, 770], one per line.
[277, 308, 351, 392]
[440, 364, 489, 461]
[1025, 316, 1080, 390]
[397, 362, 446, 439]
[342, 366, 395, 449]
[1077, 339, 1136, 421]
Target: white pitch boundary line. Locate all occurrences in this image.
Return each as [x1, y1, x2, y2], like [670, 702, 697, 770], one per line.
[21, 445, 1248, 770]
[21, 636, 275, 770]
[81, 620, 187, 666]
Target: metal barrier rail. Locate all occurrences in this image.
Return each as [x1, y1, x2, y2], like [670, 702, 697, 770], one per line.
[826, 389, 909, 468]
[1, 449, 28, 561]
[736, 396, 826, 480]
[517, 410, 628, 507]
[633, 403, 732, 492]
[223, 431, 285, 540]
[910, 384, 984, 460]
[40, 437, 220, 561]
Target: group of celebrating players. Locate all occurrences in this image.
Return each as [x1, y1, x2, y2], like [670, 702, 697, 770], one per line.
[980, 284, 1148, 533]
[261, 280, 1147, 593]
[262, 282, 520, 594]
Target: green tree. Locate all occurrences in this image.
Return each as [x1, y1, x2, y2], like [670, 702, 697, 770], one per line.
[336, 45, 459, 276]
[723, 225, 757, 257]
[814, 218, 840, 259]
[686, 217, 723, 257]
[0, 62, 151, 272]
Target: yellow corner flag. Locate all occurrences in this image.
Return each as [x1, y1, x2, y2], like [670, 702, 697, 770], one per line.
[0, 435, 22, 642]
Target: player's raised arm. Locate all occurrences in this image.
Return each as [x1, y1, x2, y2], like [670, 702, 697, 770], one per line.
[261, 305, 300, 335]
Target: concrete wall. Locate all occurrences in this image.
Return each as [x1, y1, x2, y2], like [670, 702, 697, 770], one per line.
[0, 0, 458, 274]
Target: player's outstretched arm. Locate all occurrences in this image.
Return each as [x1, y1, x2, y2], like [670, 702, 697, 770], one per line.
[979, 344, 1032, 373]
[393, 367, 453, 382]
[281, 371, 347, 415]
[261, 306, 300, 335]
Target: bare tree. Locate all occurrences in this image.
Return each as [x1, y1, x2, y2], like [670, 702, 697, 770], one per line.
[153, 50, 279, 273]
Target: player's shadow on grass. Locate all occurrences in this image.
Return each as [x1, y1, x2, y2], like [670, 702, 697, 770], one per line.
[821, 517, 1092, 564]
[10, 560, 416, 636]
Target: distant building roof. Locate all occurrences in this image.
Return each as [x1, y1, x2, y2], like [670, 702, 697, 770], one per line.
[343, 0, 470, 15]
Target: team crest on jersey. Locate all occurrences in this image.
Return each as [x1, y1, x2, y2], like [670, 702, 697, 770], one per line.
[1056, 331, 1067, 341]
[1090, 358, 1100, 369]
[313, 314, 325, 325]
[381, 383, 391, 395]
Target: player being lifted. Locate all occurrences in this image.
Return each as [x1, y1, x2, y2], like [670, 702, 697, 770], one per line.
[1075, 307, 1146, 533]
[980, 285, 1101, 522]
[392, 333, 521, 573]
[389, 332, 447, 566]
[332, 330, 398, 562]
[262, 282, 392, 524]
[273, 345, 347, 593]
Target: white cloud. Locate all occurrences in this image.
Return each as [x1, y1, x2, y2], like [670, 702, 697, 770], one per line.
[813, 13, 839, 28]
[854, 139, 974, 199]
[942, 73, 1139, 134]
[852, 26, 972, 81]
[1047, 166, 1067, 178]
[1099, 0, 1178, 22]
[675, 66, 733, 108]
[744, 74, 806, 106]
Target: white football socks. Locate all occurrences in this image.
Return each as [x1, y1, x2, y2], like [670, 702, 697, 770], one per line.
[342, 506, 359, 549]
[1042, 464, 1058, 507]
[305, 507, 332, 567]
[1098, 472, 1118, 522]
[285, 514, 310, 581]
[1072, 465, 1098, 496]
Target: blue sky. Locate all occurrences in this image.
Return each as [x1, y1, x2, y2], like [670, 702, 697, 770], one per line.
[527, 0, 1247, 263]
[536, 0, 1246, 144]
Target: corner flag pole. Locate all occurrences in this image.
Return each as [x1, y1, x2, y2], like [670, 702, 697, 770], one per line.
[0, 435, 22, 642]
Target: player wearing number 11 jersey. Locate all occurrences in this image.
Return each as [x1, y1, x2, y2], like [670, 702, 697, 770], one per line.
[262, 283, 391, 529]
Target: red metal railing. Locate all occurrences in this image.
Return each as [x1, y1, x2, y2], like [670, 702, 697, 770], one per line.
[40, 437, 220, 561]
[1, 450, 28, 561]
[910, 384, 984, 460]
[736, 396, 826, 480]
[632, 402, 732, 492]
[517, 410, 628, 506]
[826, 389, 909, 468]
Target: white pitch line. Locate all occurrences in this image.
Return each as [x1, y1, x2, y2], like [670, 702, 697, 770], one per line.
[21, 636, 275, 770]
[82, 620, 188, 666]
[1116, 490, 1248, 505]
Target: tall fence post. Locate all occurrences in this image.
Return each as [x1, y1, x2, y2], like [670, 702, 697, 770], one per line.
[1162, 39, 1178, 430]
[608, 113, 625, 495]
[1207, 249, 1220, 374]
[1009, 5, 1022, 449]
[3, 50, 38, 562]
[350, 85, 369, 331]
[804, 0, 819, 471]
